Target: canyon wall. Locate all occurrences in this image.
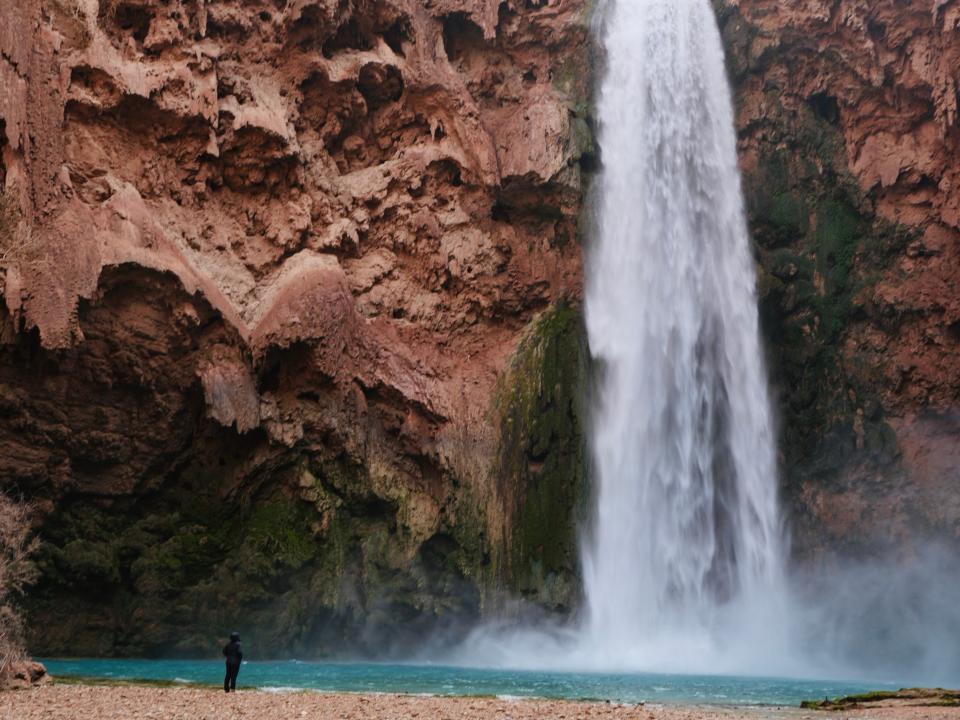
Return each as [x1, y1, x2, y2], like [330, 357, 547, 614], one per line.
[0, 0, 593, 656]
[718, 0, 960, 564]
[2, 0, 959, 658]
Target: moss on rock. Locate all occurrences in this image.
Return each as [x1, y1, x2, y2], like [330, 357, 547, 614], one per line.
[716, 6, 920, 560]
[492, 299, 589, 612]
[26, 450, 482, 658]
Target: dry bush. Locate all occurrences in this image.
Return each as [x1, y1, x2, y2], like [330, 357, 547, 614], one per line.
[100, 0, 121, 18]
[0, 197, 20, 266]
[0, 191, 39, 269]
[0, 493, 38, 676]
[45, 0, 94, 46]
[46, 0, 84, 19]
[48, 0, 119, 20]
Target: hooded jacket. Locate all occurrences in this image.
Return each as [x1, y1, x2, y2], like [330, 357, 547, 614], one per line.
[223, 634, 243, 666]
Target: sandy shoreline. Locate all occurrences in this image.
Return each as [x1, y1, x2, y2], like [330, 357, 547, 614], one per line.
[3, 685, 960, 720]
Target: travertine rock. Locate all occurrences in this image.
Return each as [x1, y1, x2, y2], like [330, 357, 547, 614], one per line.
[0, 0, 593, 655]
[720, 0, 960, 561]
[5, 0, 960, 656]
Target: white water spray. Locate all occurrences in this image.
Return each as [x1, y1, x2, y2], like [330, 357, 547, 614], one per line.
[580, 0, 787, 670]
[453, 0, 960, 685]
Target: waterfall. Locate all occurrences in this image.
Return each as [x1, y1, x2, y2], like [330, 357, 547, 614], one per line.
[581, 0, 788, 669]
[456, 0, 960, 684]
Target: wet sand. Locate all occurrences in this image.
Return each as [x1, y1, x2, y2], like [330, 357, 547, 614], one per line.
[3, 685, 960, 720]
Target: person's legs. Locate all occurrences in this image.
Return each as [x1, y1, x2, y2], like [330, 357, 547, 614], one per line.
[224, 665, 231, 693]
[229, 663, 240, 691]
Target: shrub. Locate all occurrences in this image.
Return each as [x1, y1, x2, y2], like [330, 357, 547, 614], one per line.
[0, 493, 38, 676]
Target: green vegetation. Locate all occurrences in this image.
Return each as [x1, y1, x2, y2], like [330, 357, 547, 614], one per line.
[29, 485, 329, 657]
[493, 299, 589, 611]
[247, 499, 317, 569]
[747, 124, 870, 462]
[801, 689, 960, 710]
[713, 1, 919, 557]
[28, 436, 490, 658]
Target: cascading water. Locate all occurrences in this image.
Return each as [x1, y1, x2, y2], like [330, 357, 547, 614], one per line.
[454, 0, 960, 685]
[580, 0, 788, 669]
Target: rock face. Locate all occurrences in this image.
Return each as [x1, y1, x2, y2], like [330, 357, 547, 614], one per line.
[0, 0, 593, 656]
[717, 0, 960, 564]
[0, 660, 50, 690]
[4, 0, 960, 658]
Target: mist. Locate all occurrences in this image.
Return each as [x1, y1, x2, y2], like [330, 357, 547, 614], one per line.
[430, 541, 960, 688]
[787, 543, 960, 686]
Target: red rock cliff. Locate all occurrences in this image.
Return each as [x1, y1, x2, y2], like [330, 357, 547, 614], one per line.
[719, 0, 960, 562]
[3, 0, 960, 657]
[0, 0, 592, 656]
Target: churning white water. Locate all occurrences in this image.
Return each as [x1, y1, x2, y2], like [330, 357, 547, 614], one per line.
[580, 0, 787, 669]
[453, 0, 960, 686]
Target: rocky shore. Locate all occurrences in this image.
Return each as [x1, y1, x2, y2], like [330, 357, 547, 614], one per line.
[3, 685, 960, 720]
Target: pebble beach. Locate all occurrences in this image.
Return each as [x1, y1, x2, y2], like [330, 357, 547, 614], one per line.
[3, 685, 960, 720]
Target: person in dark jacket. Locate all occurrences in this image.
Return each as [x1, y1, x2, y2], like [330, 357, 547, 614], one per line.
[222, 632, 243, 693]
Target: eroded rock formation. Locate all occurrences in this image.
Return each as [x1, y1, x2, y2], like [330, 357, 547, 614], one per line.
[3, 0, 960, 658]
[718, 0, 960, 562]
[0, 0, 592, 656]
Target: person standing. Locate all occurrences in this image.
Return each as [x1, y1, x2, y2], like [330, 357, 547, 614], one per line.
[222, 632, 243, 693]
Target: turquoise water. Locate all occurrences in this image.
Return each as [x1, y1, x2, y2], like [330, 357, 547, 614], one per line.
[40, 659, 893, 706]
